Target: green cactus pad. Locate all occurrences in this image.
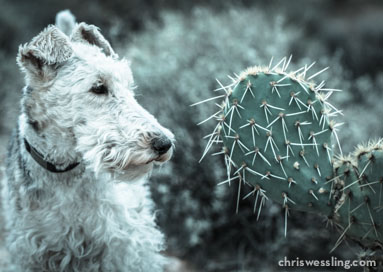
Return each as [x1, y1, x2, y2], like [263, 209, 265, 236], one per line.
[218, 65, 337, 214]
[333, 141, 383, 246]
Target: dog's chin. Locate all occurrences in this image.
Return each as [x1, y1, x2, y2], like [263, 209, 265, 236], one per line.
[113, 152, 172, 182]
[113, 163, 153, 182]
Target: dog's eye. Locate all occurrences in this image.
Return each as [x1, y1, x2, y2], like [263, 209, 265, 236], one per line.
[90, 84, 108, 95]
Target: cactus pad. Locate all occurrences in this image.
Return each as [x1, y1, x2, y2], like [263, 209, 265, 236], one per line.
[221, 66, 338, 215]
[195, 57, 342, 233]
[333, 140, 383, 247]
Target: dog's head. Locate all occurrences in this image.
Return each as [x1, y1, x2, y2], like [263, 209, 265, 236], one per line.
[17, 22, 174, 180]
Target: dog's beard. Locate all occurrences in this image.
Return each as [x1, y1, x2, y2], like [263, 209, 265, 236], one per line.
[111, 148, 173, 182]
[80, 143, 157, 182]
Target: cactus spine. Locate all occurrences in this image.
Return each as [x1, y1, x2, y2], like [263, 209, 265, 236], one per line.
[196, 57, 383, 248]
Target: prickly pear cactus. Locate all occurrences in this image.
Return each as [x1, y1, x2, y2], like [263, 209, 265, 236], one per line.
[195, 57, 383, 248]
[333, 140, 383, 248]
[220, 64, 339, 216]
[195, 58, 341, 222]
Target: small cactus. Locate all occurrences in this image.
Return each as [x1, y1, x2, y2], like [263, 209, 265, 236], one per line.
[333, 141, 383, 249]
[195, 57, 383, 249]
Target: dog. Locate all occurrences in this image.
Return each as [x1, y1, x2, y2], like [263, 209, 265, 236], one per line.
[1, 10, 174, 272]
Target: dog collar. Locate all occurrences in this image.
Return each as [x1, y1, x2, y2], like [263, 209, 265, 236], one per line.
[24, 138, 79, 173]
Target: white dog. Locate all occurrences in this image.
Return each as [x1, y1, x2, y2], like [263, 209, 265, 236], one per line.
[1, 10, 174, 272]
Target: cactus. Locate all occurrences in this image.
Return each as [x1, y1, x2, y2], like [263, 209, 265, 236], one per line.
[333, 141, 383, 249]
[195, 57, 383, 249]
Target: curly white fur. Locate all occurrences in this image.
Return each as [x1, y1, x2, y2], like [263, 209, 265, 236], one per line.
[2, 14, 174, 272]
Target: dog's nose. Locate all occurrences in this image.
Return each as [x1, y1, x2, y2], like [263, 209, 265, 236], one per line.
[151, 136, 172, 155]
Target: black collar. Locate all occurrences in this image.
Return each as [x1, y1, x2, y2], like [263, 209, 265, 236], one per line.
[24, 138, 80, 173]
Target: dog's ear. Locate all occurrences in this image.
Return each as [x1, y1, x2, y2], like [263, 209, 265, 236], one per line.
[71, 23, 117, 58]
[17, 25, 73, 82]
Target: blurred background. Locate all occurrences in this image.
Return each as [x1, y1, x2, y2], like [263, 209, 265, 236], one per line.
[0, 0, 382, 271]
